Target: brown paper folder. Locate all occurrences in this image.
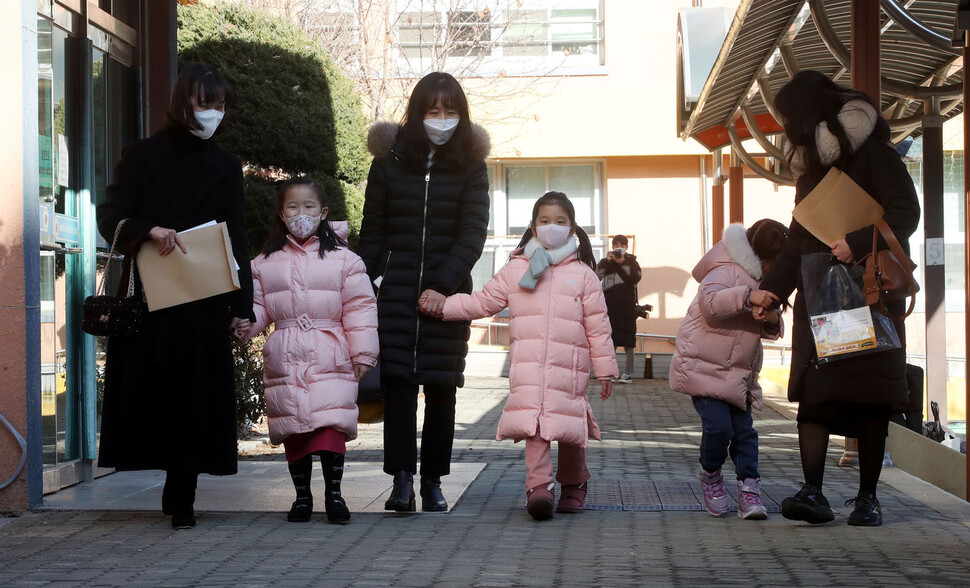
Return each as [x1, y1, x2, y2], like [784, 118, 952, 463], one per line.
[792, 168, 885, 246]
[136, 221, 240, 311]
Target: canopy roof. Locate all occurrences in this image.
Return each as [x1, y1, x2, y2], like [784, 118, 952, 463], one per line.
[679, 0, 964, 169]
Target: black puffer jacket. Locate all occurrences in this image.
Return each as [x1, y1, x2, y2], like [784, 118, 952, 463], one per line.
[595, 253, 642, 348]
[761, 113, 920, 407]
[357, 122, 490, 387]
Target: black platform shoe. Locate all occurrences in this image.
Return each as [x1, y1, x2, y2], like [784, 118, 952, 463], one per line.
[420, 476, 448, 512]
[384, 471, 416, 512]
[287, 497, 313, 522]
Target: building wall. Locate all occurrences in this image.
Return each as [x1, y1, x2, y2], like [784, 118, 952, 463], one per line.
[0, 0, 40, 515]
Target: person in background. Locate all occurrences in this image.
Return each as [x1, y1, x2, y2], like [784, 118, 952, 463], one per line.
[96, 64, 254, 530]
[669, 220, 787, 520]
[243, 178, 378, 524]
[357, 72, 490, 513]
[425, 191, 616, 521]
[596, 235, 642, 383]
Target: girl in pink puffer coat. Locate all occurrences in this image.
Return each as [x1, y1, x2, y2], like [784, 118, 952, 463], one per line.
[668, 220, 787, 521]
[245, 178, 378, 525]
[422, 192, 617, 521]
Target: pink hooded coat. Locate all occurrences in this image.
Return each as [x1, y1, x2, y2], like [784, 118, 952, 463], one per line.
[250, 222, 379, 444]
[668, 224, 783, 410]
[442, 240, 618, 447]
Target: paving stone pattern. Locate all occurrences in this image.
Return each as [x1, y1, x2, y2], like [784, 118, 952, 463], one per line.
[2, 377, 970, 587]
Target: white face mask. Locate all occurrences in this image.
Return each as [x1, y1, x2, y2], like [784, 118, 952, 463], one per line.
[285, 214, 322, 240]
[534, 224, 573, 250]
[190, 109, 224, 140]
[424, 117, 460, 146]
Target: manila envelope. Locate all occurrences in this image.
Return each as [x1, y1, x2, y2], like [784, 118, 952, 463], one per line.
[792, 167, 885, 246]
[136, 221, 240, 311]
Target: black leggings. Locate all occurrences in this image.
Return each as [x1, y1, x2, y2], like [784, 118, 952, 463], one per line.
[798, 418, 887, 496]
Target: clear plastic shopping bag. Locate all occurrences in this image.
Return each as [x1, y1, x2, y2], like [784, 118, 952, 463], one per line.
[802, 253, 900, 364]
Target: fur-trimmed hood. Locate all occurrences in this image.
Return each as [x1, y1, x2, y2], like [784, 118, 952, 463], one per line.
[786, 99, 878, 179]
[693, 223, 762, 283]
[367, 120, 491, 161]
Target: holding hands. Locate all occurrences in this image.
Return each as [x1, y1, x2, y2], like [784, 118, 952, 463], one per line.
[749, 289, 780, 323]
[230, 317, 252, 342]
[830, 238, 854, 264]
[418, 289, 446, 318]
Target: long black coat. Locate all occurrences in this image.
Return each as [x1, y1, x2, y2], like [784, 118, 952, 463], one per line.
[595, 253, 642, 348]
[760, 120, 920, 407]
[96, 128, 254, 475]
[357, 122, 490, 387]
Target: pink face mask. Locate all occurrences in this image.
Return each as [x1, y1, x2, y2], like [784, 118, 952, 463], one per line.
[285, 214, 322, 240]
[534, 223, 573, 250]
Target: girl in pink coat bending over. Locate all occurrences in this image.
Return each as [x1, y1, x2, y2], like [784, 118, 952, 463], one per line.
[420, 191, 617, 521]
[243, 178, 379, 524]
[668, 219, 787, 520]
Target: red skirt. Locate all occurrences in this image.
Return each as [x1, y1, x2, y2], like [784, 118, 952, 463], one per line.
[283, 427, 346, 461]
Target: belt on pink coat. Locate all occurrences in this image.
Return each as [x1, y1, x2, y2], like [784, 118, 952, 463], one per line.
[274, 314, 351, 368]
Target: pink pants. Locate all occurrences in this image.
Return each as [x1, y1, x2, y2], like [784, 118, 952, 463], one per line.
[524, 427, 591, 490]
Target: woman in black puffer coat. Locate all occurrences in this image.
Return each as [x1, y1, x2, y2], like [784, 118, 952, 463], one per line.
[357, 72, 490, 513]
[757, 71, 920, 527]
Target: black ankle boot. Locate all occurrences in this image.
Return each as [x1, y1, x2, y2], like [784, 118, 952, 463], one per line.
[384, 471, 415, 512]
[287, 456, 313, 522]
[420, 476, 448, 512]
[169, 473, 198, 529]
[321, 451, 350, 524]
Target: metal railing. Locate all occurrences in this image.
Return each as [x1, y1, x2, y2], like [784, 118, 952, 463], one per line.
[0, 410, 27, 490]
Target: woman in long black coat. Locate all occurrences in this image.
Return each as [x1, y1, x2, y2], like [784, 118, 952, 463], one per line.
[758, 71, 920, 527]
[357, 72, 490, 512]
[96, 64, 254, 529]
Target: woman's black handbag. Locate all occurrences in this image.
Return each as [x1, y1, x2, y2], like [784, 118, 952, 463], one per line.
[82, 219, 147, 337]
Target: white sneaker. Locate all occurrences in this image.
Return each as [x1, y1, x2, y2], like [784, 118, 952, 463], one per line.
[617, 373, 632, 384]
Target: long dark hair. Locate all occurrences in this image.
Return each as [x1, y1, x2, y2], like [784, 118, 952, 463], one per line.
[398, 72, 475, 171]
[261, 177, 347, 258]
[774, 70, 879, 185]
[746, 218, 788, 262]
[516, 191, 596, 269]
[167, 63, 231, 136]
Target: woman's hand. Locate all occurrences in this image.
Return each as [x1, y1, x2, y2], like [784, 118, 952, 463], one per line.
[149, 226, 187, 257]
[419, 289, 446, 318]
[748, 289, 779, 309]
[831, 238, 854, 264]
[353, 364, 372, 381]
[599, 378, 612, 400]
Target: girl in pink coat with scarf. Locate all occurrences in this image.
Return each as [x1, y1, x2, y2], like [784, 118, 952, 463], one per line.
[669, 219, 787, 520]
[244, 178, 379, 524]
[421, 191, 617, 521]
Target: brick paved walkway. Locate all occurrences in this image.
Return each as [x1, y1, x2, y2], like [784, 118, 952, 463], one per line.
[2, 377, 970, 586]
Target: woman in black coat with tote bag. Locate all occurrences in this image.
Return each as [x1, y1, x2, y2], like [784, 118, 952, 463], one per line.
[96, 64, 254, 529]
[357, 72, 490, 513]
[756, 71, 920, 527]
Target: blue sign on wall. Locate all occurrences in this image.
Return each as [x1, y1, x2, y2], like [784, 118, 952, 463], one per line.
[54, 213, 79, 246]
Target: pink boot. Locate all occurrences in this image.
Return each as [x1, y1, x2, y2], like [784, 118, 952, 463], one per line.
[556, 482, 588, 514]
[526, 482, 555, 521]
[698, 468, 729, 517]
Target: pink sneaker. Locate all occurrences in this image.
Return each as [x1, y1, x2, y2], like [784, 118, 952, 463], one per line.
[698, 468, 729, 517]
[556, 482, 588, 514]
[526, 482, 555, 521]
[737, 478, 768, 520]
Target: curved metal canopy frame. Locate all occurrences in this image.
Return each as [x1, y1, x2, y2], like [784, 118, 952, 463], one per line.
[730, 0, 964, 186]
[808, 0, 963, 99]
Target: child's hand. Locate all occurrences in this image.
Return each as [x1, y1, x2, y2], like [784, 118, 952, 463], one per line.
[418, 289, 446, 317]
[831, 238, 854, 264]
[353, 364, 371, 381]
[599, 378, 612, 400]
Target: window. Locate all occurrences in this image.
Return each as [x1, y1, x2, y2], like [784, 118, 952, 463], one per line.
[395, 0, 604, 76]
